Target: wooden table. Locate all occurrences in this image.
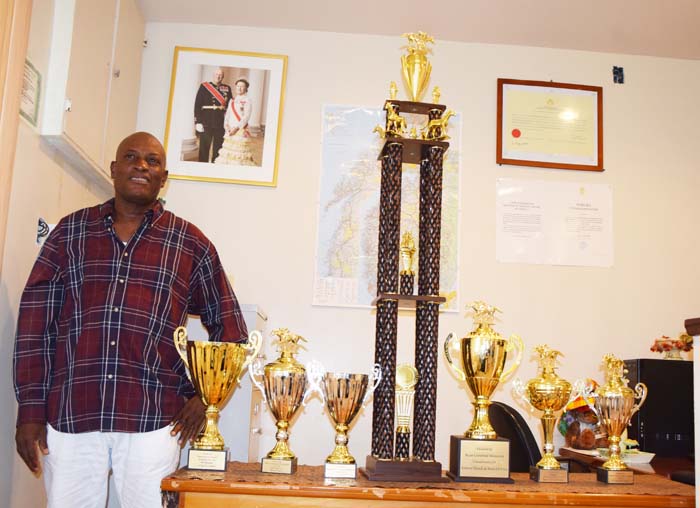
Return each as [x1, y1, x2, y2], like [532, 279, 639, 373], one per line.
[161, 462, 694, 508]
[559, 447, 695, 478]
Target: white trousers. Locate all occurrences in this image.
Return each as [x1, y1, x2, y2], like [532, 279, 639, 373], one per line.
[44, 424, 180, 508]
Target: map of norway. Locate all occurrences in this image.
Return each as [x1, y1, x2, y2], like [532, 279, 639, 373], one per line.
[313, 105, 461, 310]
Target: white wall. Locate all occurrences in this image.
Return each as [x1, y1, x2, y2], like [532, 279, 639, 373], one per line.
[137, 23, 700, 468]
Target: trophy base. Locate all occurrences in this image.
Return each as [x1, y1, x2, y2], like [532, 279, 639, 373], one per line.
[187, 448, 228, 472]
[529, 465, 568, 483]
[261, 457, 298, 474]
[361, 455, 450, 482]
[448, 435, 513, 483]
[597, 467, 634, 484]
[325, 462, 357, 479]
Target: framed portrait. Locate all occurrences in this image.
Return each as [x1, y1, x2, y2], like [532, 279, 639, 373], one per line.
[164, 46, 288, 186]
[497, 78, 603, 172]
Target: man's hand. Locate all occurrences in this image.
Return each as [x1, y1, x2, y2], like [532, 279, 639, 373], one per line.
[195, 123, 204, 133]
[170, 396, 206, 447]
[16, 423, 48, 474]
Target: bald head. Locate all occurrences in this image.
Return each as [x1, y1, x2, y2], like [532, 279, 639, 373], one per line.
[116, 132, 166, 168]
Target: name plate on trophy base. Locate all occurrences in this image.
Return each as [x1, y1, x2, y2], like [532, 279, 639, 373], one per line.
[447, 435, 513, 483]
[529, 465, 568, 483]
[325, 462, 357, 479]
[261, 457, 298, 474]
[597, 467, 634, 484]
[187, 448, 228, 472]
[361, 455, 450, 482]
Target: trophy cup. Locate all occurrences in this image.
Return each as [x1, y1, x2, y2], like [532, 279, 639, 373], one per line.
[308, 361, 381, 478]
[400, 31, 434, 102]
[444, 301, 523, 482]
[513, 345, 573, 483]
[594, 353, 648, 484]
[249, 328, 311, 474]
[174, 327, 262, 471]
[394, 364, 418, 460]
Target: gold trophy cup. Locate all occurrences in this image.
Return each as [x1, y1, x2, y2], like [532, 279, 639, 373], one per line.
[444, 301, 523, 482]
[400, 31, 434, 102]
[594, 353, 648, 484]
[513, 345, 573, 482]
[174, 327, 262, 471]
[249, 328, 310, 474]
[308, 361, 382, 478]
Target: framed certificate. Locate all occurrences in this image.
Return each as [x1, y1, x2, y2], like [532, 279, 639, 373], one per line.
[497, 79, 603, 172]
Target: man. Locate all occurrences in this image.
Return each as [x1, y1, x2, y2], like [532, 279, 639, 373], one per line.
[13, 132, 248, 508]
[193, 67, 232, 162]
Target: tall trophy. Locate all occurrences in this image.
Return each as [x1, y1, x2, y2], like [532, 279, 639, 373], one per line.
[174, 327, 262, 471]
[365, 31, 450, 483]
[444, 301, 523, 482]
[308, 361, 381, 478]
[513, 345, 573, 483]
[594, 353, 648, 484]
[249, 328, 311, 474]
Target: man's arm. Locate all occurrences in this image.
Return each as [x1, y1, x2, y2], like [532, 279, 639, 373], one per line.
[188, 240, 248, 343]
[193, 84, 206, 125]
[13, 228, 65, 472]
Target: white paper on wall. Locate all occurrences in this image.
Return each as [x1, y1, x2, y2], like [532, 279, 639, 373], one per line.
[496, 178, 613, 267]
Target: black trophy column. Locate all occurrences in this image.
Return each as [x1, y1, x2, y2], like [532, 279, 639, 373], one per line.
[413, 144, 445, 461]
[371, 142, 403, 459]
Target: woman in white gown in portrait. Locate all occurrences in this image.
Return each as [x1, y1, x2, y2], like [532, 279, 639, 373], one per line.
[215, 78, 257, 166]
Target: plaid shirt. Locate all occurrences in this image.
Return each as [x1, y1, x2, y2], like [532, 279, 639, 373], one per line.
[13, 199, 248, 433]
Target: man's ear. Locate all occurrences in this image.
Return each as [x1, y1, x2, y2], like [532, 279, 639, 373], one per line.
[161, 171, 169, 188]
[110, 161, 115, 178]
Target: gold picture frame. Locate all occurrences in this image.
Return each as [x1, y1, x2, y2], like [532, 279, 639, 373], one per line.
[497, 78, 603, 172]
[164, 46, 287, 186]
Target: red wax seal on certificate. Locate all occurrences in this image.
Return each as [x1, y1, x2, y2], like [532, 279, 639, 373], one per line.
[512, 129, 521, 138]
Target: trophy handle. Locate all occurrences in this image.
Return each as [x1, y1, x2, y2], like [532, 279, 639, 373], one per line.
[499, 333, 524, 383]
[305, 359, 326, 405]
[511, 378, 530, 408]
[248, 356, 268, 405]
[240, 330, 263, 380]
[631, 382, 648, 416]
[362, 363, 383, 406]
[443, 332, 466, 381]
[173, 326, 191, 381]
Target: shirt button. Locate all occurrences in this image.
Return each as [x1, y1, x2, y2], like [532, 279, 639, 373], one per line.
[107, 374, 113, 379]
[113, 307, 119, 312]
[119, 278, 125, 284]
[123, 252, 128, 257]
[110, 341, 116, 346]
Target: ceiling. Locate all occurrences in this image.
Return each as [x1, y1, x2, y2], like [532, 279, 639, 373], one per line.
[137, 0, 700, 60]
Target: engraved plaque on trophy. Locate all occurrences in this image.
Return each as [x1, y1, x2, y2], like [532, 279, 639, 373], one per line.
[444, 301, 523, 483]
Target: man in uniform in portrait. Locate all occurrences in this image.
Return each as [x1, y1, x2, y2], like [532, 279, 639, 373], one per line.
[194, 67, 232, 162]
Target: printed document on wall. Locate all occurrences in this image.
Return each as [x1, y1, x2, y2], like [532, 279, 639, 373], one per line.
[496, 178, 613, 267]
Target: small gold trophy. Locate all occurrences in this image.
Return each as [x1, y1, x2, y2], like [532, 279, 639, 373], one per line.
[514, 345, 573, 483]
[444, 301, 523, 482]
[594, 354, 648, 484]
[174, 327, 262, 471]
[308, 361, 381, 478]
[394, 364, 418, 460]
[249, 328, 311, 474]
[399, 232, 416, 295]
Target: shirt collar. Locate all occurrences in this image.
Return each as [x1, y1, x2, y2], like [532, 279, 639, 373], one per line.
[99, 198, 165, 224]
